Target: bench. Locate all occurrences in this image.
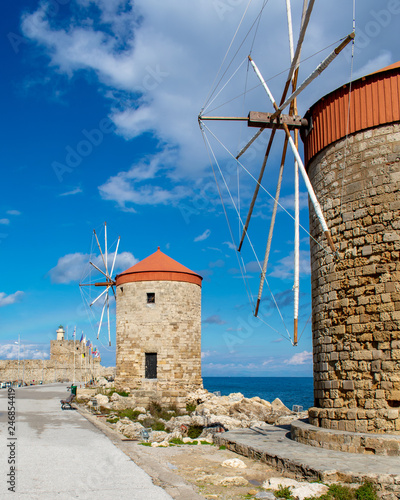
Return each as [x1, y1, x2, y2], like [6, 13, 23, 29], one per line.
[60, 393, 76, 410]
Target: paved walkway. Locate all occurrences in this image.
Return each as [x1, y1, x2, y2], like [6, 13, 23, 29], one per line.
[0, 383, 172, 499]
[215, 425, 400, 494]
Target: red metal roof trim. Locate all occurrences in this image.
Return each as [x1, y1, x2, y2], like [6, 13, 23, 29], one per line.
[115, 248, 203, 287]
[303, 62, 400, 165]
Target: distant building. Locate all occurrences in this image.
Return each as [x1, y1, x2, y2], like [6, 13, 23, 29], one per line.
[0, 326, 105, 384]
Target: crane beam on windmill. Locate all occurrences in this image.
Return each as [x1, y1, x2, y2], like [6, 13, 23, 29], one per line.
[248, 111, 307, 130]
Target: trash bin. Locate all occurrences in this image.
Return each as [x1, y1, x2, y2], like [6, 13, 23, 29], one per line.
[71, 385, 77, 396]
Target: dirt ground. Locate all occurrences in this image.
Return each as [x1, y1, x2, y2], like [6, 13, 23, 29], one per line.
[129, 440, 283, 499]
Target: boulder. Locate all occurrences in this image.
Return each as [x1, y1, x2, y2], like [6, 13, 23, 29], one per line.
[120, 421, 144, 440]
[263, 478, 301, 490]
[292, 484, 329, 500]
[221, 458, 247, 469]
[149, 431, 169, 443]
[95, 394, 109, 406]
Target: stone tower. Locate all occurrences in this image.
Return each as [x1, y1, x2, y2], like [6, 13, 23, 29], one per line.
[302, 62, 400, 437]
[114, 247, 203, 408]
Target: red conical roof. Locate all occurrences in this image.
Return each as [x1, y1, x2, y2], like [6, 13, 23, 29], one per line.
[115, 247, 202, 287]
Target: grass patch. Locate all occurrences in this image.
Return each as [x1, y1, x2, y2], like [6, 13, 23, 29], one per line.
[107, 388, 130, 398]
[219, 445, 226, 450]
[186, 440, 198, 445]
[116, 409, 141, 421]
[139, 442, 152, 446]
[169, 438, 185, 445]
[200, 441, 213, 445]
[186, 403, 196, 412]
[106, 417, 119, 424]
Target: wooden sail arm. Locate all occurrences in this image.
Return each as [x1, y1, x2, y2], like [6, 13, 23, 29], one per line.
[248, 111, 307, 129]
[199, 113, 307, 130]
[79, 281, 116, 287]
[249, 56, 338, 257]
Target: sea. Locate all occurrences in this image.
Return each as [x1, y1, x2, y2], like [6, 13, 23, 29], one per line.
[203, 377, 314, 411]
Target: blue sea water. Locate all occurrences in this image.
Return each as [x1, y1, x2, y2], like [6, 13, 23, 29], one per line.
[203, 377, 314, 411]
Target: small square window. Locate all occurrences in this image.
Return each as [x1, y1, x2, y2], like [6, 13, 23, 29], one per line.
[147, 292, 155, 304]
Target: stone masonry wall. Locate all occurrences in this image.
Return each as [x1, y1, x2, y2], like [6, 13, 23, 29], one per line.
[0, 340, 104, 384]
[115, 280, 203, 395]
[307, 122, 400, 434]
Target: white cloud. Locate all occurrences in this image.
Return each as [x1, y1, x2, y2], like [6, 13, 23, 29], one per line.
[0, 291, 24, 307]
[0, 219, 10, 225]
[203, 314, 225, 325]
[48, 251, 138, 284]
[6, 210, 21, 216]
[284, 350, 313, 365]
[352, 51, 393, 80]
[98, 152, 191, 210]
[0, 343, 49, 360]
[269, 250, 311, 279]
[223, 241, 236, 250]
[59, 187, 83, 196]
[272, 192, 309, 212]
[194, 229, 211, 242]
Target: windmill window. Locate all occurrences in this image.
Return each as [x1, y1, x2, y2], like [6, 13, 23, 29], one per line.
[147, 292, 155, 304]
[145, 353, 157, 379]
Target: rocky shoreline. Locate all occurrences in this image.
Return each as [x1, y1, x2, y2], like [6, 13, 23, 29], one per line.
[77, 380, 308, 446]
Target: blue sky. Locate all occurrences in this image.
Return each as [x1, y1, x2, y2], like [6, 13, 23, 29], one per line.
[1, 0, 399, 376]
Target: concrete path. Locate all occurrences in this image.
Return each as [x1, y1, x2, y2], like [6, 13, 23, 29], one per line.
[0, 383, 172, 499]
[215, 425, 400, 494]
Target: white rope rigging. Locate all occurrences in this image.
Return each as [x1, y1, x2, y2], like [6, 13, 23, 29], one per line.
[202, 0, 255, 113]
[201, 125, 293, 343]
[200, 120, 331, 256]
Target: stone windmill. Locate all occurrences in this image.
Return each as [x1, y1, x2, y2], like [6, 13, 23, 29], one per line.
[81, 236, 203, 410]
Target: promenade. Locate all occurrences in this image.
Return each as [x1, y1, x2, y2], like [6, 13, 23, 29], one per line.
[0, 383, 172, 499]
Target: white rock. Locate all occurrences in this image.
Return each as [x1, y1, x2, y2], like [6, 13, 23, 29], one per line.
[263, 478, 301, 490]
[218, 476, 248, 486]
[149, 431, 169, 443]
[271, 398, 290, 412]
[182, 437, 193, 443]
[95, 394, 109, 405]
[228, 392, 245, 402]
[137, 414, 147, 421]
[167, 430, 183, 441]
[157, 441, 169, 447]
[292, 483, 329, 500]
[221, 458, 247, 469]
[133, 406, 147, 413]
[121, 422, 145, 440]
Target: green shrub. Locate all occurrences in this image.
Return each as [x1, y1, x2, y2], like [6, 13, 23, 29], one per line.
[219, 445, 226, 450]
[200, 441, 213, 445]
[187, 425, 203, 439]
[139, 442, 151, 446]
[148, 401, 178, 421]
[186, 403, 196, 412]
[274, 485, 294, 499]
[355, 482, 377, 500]
[151, 421, 166, 432]
[327, 484, 355, 500]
